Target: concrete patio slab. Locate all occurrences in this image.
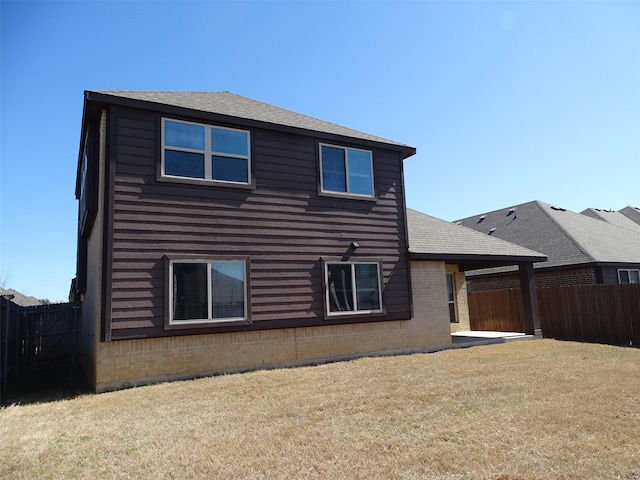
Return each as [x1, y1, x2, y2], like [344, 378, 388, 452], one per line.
[451, 331, 536, 348]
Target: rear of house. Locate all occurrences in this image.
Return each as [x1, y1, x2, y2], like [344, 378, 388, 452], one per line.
[75, 90, 454, 392]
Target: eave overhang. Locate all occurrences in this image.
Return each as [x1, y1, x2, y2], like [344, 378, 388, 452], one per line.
[409, 252, 548, 272]
[82, 91, 417, 160]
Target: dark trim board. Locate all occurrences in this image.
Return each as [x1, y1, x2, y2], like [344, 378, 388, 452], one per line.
[101, 107, 116, 342]
[109, 309, 413, 341]
[409, 253, 546, 272]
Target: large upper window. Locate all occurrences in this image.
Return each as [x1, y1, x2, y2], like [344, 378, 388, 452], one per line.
[162, 118, 250, 184]
[325, 261, 382, 316]
[320, 144, 374, 197]
[618, 269, 640, 284]
[79, 134, 89, 231]
[168, 258, 249, 326]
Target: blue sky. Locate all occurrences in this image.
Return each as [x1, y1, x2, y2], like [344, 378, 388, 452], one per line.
[1, 0, 639, 301]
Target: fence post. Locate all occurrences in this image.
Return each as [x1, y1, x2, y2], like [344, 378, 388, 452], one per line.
[519, 263, 542, 336]
[1, 295, 15, 398]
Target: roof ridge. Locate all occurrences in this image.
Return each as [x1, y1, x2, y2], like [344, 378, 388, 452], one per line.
[220, 92, 389, 143]
[534, 201, 596, 263]
[86, 90, 414, 152]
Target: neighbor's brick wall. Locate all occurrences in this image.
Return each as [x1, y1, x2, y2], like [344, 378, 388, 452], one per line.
[468, 267, 598, 291]
[90, 260, 452, 392]
[537, 267, 598, 287]
[446, 265, 470, 333]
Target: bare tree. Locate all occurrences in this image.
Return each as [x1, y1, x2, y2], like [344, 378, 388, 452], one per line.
[0, 270, 11, 290]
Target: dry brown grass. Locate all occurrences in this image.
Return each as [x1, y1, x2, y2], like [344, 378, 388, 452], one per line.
[1, 339, 639, 479]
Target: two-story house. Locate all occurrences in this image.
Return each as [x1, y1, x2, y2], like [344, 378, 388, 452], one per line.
[75, 91, 545, 392]
[75, 90, 432, 392]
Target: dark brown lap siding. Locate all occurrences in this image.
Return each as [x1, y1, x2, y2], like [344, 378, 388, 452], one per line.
[108, 107, 411, 339]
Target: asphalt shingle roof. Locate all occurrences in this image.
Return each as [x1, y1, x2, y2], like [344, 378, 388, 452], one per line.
[407, 208, 546, 266]
[456, 200, 640, 269]
[581, 208, 640, 232]
[0, 288, 43, 307]
[620, 206, 640, 226]
[87, 90, 415, 153]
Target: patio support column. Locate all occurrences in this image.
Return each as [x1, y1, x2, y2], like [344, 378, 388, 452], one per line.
[518, 263, 541, 337]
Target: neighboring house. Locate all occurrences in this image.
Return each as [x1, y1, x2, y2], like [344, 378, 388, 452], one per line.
[456, 200, 640, 290]
[0, 288, 43, 307]
[406, 209, 546, 332]
[580, 207, 640, 233]
[74, 90, 546, 393]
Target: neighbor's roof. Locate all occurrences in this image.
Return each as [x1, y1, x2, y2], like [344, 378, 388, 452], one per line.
[0, 288, 43, 307]
[407, 208, 546, 271]
[456, 200, 640, 270]
[580, 208, 640, 233]
[620, 206, 640, 226]
[84, 90, 416, 156]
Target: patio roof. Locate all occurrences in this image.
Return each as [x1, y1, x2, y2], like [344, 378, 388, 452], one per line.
[407, 208, 547, 271]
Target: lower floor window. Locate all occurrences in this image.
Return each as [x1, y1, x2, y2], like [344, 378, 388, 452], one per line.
[618, 269, 640, 284]
[170, 258, 248, 324]
[446, 273, 458, 323]
[325, 261, 382, 315]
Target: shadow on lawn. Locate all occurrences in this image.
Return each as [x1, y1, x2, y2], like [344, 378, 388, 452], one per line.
[2, 365, 92, 406]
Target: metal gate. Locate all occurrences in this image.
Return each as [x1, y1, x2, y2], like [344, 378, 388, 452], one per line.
[1, 296, 81, 395]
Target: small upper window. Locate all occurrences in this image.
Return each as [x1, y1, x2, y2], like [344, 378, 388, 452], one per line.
[320, 144, 374, 197]
[162, 118, 250, 184]
[325, 261, 382, 315]
[618, 269, 640, 284]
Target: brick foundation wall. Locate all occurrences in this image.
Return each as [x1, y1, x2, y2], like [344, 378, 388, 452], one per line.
[90, 260, 452, 392]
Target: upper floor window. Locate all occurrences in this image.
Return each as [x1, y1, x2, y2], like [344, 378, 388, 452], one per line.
[78, 118, 100, 238]
[162, 118, 250, 184]
[324, 261, 382, 316]
[618, 269, 640, 284]
[79, 133, 89, 230]
[320, 144, 374, 197]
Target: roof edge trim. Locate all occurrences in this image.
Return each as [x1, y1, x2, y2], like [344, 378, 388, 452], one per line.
[83, 90, 416, 157]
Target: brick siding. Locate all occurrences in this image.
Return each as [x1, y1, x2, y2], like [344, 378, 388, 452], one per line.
[469, 267, 598, 292]
[88, 260, 453, 392]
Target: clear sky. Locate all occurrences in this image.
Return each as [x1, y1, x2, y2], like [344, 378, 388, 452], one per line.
[1, 0, 639, 302]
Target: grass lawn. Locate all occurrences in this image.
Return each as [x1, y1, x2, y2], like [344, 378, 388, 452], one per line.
[1, 339, 639, 479]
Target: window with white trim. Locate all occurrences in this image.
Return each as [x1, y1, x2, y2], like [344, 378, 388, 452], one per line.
[162, 118, 250, 184]
[320, 144, 374, 197]
[79, 134, 89, 230]
[618, 269, 640, 284]
[446, 273, 458, 323]
[169, 258, 248, 325]
[325, 261, 382, 315]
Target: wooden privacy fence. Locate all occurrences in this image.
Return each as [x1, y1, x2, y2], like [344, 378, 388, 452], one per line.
[467, 288, 526, 333]
[469, 284, 640, 347]
[1, 297, 81, 395]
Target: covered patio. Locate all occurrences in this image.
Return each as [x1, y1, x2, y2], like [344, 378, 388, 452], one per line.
[406, 209, 548, 336]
